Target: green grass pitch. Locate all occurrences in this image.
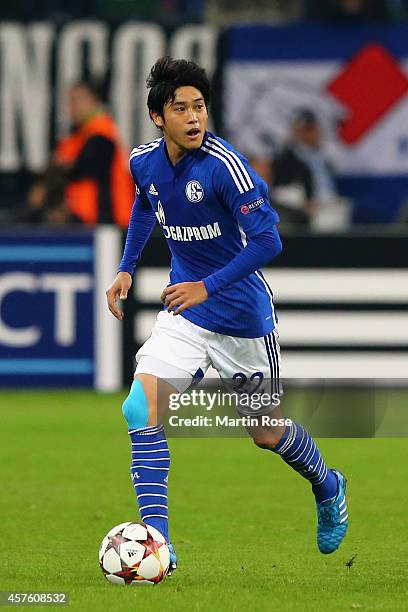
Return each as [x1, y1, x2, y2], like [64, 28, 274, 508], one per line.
[0, 390, 407, 611]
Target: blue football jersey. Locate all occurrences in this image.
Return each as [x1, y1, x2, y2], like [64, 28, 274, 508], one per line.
[127, 131, 280, 338]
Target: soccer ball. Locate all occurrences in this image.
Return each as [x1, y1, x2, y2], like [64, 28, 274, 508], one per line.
[99, 521, 170, 585]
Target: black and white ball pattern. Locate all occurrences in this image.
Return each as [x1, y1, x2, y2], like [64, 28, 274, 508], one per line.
[99, 522, 170, 585]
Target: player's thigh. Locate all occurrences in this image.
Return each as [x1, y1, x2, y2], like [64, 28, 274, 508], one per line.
[136, 311, 210, 379]
[134, 373, 178, 426]
[208, 329, 281, 393]
[131, 311, 210, 424]
[208, 329, 284, 445]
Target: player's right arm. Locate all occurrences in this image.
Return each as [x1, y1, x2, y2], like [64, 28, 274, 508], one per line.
[106, 173, 156, 320]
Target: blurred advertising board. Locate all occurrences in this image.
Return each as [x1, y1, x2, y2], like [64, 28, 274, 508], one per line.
[0, 227, 121, 389]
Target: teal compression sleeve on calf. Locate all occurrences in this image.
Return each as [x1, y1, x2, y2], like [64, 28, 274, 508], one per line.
[122, 379, 149, 429]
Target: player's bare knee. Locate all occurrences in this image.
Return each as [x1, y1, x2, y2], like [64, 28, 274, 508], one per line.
[252, 427, 285, 450]
[122, 377, 157, 429]
[252, 436, 277, 450]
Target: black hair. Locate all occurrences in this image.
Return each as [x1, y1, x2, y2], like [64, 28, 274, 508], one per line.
[146, 56, 210, 118]
[292, 108, 318, 127]
[71, 79, 105, 103]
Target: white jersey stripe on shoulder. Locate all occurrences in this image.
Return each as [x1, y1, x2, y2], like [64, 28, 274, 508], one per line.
[204, 139, 249, 192]
[130, 142, 161, 157]
[208, 136, 254, 190]
[130, 142, 161, 159]
[130, 147, 159, 161]
[201, 145, 244, 193]
[141, 137, 162, 147]
[205, 140, 250, 192]
[208, 136, 254, 189]
[130, 138, 162, 155]
[130, 144, 152, 156]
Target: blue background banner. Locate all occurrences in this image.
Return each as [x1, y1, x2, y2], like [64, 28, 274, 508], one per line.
[0, 231, 94, 387]
[226, 23, 408, 60]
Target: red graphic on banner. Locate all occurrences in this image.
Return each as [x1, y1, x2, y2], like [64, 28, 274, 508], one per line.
[326, 44, 408, 144]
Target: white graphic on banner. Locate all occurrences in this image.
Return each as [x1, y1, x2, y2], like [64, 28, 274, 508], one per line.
[224, 61, 408, 175]
[0, 22, 218, 172]
[0, 272, 92, 347]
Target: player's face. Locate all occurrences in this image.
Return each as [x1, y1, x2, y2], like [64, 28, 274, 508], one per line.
[154, 86, 208, 153]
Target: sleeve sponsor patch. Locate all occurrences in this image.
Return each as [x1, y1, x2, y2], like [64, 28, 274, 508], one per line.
[240, 197, 265, 215]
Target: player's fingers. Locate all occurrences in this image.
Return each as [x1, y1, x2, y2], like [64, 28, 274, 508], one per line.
[167, 297, 183, 312]
[173, 302, 188, 315]
[161, 287, 174, 302]
[108, 303, 123, 320]
[120, 287, 128, 300]
[172, 297, 192, 315]
[162, 284, 178, 299]
[108, 300, 123, 320]
[106, 289, 114, 310]
[166, 301, 179, 312]
[162, 285, 174, 296]
[106, 291, 123, 320]
[164, 289, 183, 305]
[106, 289, 117, 308]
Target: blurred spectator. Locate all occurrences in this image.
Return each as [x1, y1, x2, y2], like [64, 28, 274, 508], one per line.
[23, 165, 86, 224]
[18, 166, 82, 224]
[304, 0, 389, 22]
[18, 81, 134, 226]
[254, 109, 349, 230]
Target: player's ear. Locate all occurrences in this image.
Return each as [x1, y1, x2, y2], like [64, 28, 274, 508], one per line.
[150, 111, 164, 129]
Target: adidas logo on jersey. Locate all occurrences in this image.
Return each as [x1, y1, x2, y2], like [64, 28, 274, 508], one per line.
[149, 183, 158, 195]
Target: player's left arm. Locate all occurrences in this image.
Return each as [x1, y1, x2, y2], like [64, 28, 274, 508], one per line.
[202, 153, 282, 296]
[162, 153, 282, 315]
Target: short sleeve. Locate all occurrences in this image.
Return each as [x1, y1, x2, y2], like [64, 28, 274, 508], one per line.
[212, 148, 280, 238]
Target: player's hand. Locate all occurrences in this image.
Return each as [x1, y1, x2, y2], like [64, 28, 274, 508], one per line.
[106, 272, 132, 320]
[161, 281, 208, 315]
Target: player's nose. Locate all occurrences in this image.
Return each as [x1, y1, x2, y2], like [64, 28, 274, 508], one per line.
[187, 109, 198, 123]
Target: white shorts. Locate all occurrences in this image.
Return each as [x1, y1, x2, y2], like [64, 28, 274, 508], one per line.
[135, 310, 281, 393]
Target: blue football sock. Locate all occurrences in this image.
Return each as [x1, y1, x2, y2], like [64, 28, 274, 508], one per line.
[128, 424, 170, 541]
[274, 421, 338, 503]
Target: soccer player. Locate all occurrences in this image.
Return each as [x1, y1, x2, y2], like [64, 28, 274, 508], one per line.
[106, 57, 349, 572]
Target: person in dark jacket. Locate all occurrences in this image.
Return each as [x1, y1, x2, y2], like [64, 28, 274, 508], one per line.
[272, 109, 344, 228]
